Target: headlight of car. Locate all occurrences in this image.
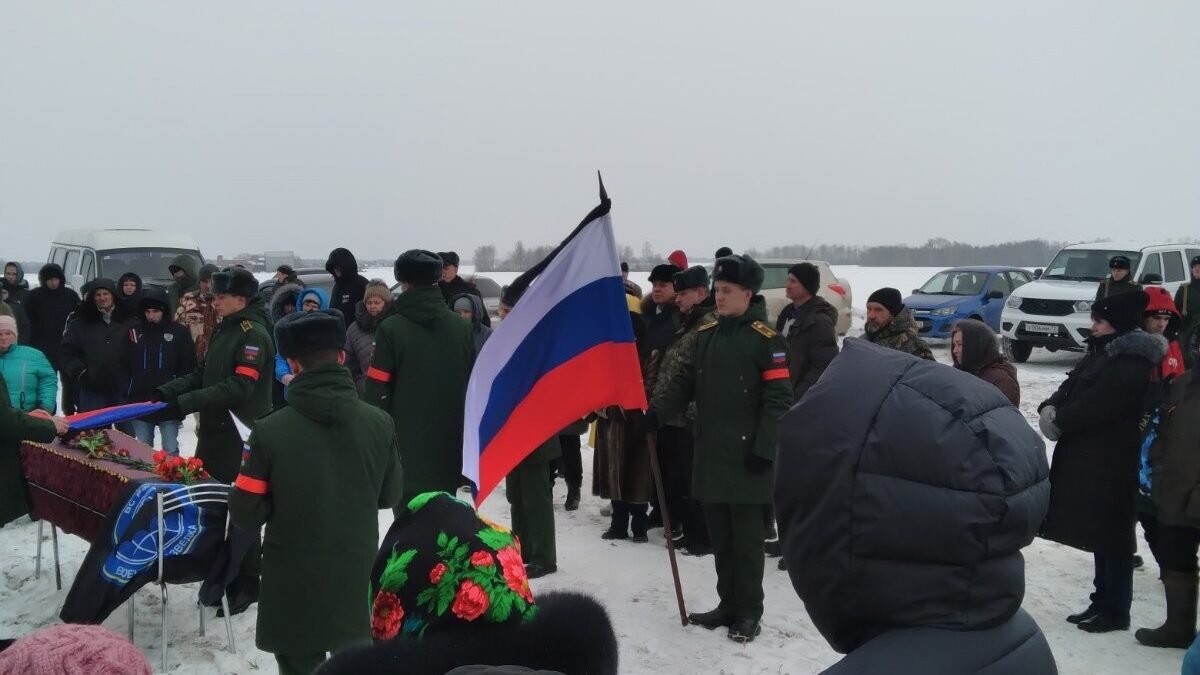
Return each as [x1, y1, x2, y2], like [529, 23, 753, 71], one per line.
[1073, 300, 1093, 313]
[931, 306, 958, 317]
[1005, 295, 1022, 309]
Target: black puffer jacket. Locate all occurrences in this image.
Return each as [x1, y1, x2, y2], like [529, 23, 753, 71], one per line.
[60, 279, 137, 396]
[1, 261, 31, 345]
[25, 264, 80, 369]
[325, 248, 370, 322]
[123, 288, 196, 412]
[776, 339, 1056, 675]
[774, 295, 839, 400]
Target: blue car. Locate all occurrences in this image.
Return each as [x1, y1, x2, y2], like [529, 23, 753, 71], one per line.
[905, 266, 1034, 338]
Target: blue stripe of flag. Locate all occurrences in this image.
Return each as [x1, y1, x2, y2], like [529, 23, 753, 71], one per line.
[478, 276, 633, 453]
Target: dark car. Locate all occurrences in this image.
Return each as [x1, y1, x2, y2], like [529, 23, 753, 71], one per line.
[904, 266, 1034, 338]
[257, 268, 335, 306]
[390, 274, 501, 319]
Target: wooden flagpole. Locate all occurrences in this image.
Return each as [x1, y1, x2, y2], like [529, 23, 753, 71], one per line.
[647, 431, 688, 626]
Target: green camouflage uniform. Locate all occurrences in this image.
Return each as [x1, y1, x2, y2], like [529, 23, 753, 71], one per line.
[864, 308, 934, 361]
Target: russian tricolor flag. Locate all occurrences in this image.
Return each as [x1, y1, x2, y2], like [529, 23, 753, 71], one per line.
[464, 179, 647, 505]
[60, 401, 168, 431]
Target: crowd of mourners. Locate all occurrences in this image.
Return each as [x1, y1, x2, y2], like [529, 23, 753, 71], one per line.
[1, 248, 1200, 675]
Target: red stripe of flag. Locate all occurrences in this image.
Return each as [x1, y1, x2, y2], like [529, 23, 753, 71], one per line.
[761, 368, 789, 382]
[477, 341, 645, 503]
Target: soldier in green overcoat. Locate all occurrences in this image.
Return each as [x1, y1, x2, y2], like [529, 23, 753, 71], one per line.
[651, 254, 793, 644]
[157, 267, 275, 613]
[231, 310, 403, 675]
[366, 251, 474, 504]
[0, 377, 67, 527]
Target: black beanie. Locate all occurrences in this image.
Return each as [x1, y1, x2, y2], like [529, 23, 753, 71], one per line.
[867, 287, 904, 317]
[211, 267, 259, 299]
[713, 254, 765, 293]
[439, 251, 461, 268]
[275, 309, 347, 359]
[1092, 289, 1149, 334]
[649, 264, 682, 284]
[673, 266, 710, 292]
[395, 250, 443, 286]
[715, 247, 733, 259]
[788, 263, 821, 296]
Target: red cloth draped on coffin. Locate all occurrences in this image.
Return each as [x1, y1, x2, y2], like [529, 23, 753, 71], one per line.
[19, 430, 158, 543]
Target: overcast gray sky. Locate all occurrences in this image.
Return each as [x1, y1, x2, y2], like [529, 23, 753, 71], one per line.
[3, 2, 1198, 262]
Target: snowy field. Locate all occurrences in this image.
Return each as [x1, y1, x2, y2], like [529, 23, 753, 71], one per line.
[2, 266, 1184, 674]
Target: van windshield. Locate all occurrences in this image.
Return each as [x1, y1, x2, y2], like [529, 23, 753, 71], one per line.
[1042, 249, 1140, 282]
[97, 248, 204, 285]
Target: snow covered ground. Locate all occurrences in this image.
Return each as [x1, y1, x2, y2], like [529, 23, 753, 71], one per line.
[3, 266, 1184, 674]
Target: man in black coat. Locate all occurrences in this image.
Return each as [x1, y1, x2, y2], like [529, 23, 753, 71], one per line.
[25, 264, 80, 413]
[437, 251, 490, 327]
[60, 278, 136, 413]
[1039, 289, 1163, 633]
[1, 262, 32, 345]
[124, 287, 195, 454]
[776, 339, 1057, 674]
[775, 262, 839, 401]
[324, 247, 369, 322]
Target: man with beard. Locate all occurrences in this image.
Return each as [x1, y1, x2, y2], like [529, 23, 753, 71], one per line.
[650, 254, 793, 643]
[863, 287, 934, 361]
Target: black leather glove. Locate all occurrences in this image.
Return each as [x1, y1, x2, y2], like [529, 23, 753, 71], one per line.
[642, 408, 662, 436]
[744, 453, 773, 474]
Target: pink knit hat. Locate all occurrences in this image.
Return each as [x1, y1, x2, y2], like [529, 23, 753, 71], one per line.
[0, 315, 16, 337]
[0, 624, 151, 675]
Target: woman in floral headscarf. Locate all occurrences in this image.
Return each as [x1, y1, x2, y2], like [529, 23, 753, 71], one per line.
[318, 492, 618, 675]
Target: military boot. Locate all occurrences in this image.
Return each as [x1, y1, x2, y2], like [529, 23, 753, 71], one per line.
[688, 607, 734, 629]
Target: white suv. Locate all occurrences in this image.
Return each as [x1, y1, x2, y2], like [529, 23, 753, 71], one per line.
[1000, 241, 1200, 362]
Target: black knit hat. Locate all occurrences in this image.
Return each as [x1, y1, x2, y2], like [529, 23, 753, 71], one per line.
[277, 264, 295, 276]
[649, 264, 682, 284]
[713, 254, 765, 292]
[1092, 289, 1149, 334]
[788, 263, 821, 296]
[211, 267, 259, 298]
[395, 250, 443, 286]
[275, 309, 347, 359]
[673, 266, 710, 292]
[1109, 255, 1132, 270]
[369, 492, 538, 641]
[198, 264, 220, 282]
[715, 247, 733, 259]
[866, 287, 904, 317]
[439, 251, 461, 268]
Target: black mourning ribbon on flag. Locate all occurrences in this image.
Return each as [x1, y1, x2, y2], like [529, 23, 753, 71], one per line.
[501, 172, 612, 308]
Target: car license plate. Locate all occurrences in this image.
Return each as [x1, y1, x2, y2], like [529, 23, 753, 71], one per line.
[1024, 322, 1058, 335]
[916, 320, 930, 329]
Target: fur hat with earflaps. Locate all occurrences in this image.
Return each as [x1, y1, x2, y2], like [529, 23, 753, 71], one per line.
[274, 309, 347, 359]
[395, 250, 443, 286]
[211, 267, 259, 299]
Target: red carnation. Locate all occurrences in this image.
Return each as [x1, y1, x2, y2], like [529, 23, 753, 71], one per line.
[429, 562, 447, 585]
[470, 551, 494, 568]
[370, 592, 404, 640]
[496, 546, 533, 603]
[450, 580, 489, 621]
[186, 457, 203, 470]
[152, 450, 167, 464]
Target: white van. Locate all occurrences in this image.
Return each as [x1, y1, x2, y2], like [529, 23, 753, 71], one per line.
[1000, 241, 1200, 362]
[47, 229, 205, 291]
